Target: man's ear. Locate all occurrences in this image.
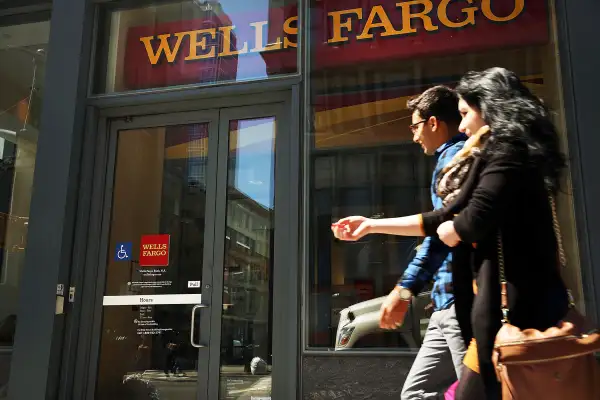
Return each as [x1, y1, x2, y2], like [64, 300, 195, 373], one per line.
[429, 116, 439, 132]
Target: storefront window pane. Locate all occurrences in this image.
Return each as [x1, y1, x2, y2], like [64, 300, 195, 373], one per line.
[0, 19, 50, 394]
[306, 0, 582, 350]
[95, 0, 298, 93]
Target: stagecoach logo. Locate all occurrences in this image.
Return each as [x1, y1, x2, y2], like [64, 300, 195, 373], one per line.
[139, 0, 526, 65]
[194, 1, 213, 12]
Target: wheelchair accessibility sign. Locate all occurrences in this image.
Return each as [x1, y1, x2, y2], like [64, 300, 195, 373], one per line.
[115, 242, 132, 261]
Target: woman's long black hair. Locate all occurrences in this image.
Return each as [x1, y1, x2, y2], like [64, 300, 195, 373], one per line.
[456, 67, 566, 193]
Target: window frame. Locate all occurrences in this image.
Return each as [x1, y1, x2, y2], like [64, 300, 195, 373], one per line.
[88, 0, 303, 97]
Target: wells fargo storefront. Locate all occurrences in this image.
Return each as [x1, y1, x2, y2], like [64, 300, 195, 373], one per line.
[1, 0, 599, 399]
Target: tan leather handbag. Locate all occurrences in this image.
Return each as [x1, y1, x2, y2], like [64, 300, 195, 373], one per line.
[492, 195, 600, 400]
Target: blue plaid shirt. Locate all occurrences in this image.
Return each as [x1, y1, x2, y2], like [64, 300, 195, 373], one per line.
[398, 134, 467, 311]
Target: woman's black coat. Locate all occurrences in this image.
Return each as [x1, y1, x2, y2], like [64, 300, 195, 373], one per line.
[420, 151, 570, 399]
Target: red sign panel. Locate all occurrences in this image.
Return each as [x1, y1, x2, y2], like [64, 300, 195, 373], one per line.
[123, 4, 296, 90]
[123, 0, 547, 89]
[140, 235, 170, 267]
[264, 0, 548, 72]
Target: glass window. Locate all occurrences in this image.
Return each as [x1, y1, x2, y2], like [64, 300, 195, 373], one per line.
[306, 0, 582, 350]
[94, 0, 299, 93]
[0, 18, 50, 394]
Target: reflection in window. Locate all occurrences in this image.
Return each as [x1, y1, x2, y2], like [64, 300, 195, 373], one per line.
[306, 0, 581, 350]
[95, 0, 299, 93]
[187, 123, 207, 189]
[96, 123, 210, 399]
[220, 117, 275, 399]
[0, 18, 50, 396]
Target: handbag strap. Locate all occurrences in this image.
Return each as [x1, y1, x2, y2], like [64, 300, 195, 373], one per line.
[548, 194, 567, 269]
[497, 191, 573, 324]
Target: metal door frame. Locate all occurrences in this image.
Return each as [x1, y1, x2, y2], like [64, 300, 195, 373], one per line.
[207, 103, 291, 399]
[82, 109, 222, 399]
[69, 93, 297, 399]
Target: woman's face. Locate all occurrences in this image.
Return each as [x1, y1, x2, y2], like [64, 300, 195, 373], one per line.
[458, 98, 486, 137]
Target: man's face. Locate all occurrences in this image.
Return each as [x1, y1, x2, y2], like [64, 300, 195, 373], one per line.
[411, 111, 437, 155]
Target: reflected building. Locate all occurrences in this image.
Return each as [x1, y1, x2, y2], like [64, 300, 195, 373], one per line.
[260, 0, 298, 76]
[122, 1, 239, 90]
[222, 187, 273, 367]
[192, 1, 238, 84]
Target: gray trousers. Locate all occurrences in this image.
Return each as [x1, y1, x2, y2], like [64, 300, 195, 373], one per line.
[401, 304, 466, 400]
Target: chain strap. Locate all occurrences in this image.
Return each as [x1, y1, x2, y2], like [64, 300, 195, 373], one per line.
[497, 232, 510, 323]
[497, 191, 573, 325]
[548, 195, 567, 269]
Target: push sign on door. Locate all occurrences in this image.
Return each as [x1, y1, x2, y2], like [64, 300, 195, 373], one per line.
[115, 242, 132, 261]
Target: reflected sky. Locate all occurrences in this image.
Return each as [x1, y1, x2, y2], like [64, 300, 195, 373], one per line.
[217, 0, 270, 81]
[230, 117, 275, 209]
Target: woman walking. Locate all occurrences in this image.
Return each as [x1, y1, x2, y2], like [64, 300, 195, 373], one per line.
[332, 67, 571, 399]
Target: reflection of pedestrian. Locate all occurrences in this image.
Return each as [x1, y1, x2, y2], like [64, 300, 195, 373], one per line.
[162, 329, 187, 377]
[135, 335, 150, 370]
[0, 314, 16, 345]
[163, 341, 180, 376]
[223, 330, 234, 363]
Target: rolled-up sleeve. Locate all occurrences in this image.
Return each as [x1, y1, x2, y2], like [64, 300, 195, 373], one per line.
[421, 209, 451, 237]
[398, 236, 451, 294]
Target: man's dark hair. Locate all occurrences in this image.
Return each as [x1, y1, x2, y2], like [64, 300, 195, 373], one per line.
[407, 85, 461, 126]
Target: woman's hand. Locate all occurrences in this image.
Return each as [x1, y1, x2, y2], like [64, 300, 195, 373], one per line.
[437, 220, 461, 247]
[331, 216, 374, 241]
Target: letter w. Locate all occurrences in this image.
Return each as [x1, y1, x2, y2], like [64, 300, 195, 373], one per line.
[140, 33, 186, 65]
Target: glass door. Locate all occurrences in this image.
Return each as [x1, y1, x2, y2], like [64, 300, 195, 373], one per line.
[209, 108, 278, 400]
[91, 104, 285, 400]
[94, 110, 219, 400]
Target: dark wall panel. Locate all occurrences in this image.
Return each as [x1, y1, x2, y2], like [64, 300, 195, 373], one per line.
[302, 355, 416, 400]
[556, 0, 600, 324]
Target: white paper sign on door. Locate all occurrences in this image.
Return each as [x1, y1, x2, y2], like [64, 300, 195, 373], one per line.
[102, 293, 202, 306]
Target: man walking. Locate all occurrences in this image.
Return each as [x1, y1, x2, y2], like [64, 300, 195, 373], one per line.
[380, 86, 467, 399]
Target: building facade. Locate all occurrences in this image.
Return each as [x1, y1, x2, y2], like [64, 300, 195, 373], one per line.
[0, 0, 599, 399]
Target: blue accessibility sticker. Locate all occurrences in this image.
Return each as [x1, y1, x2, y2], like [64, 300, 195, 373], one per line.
[115, 242, 132, 261]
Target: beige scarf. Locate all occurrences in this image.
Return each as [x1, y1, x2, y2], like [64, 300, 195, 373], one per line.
[436, 126, 491, 206]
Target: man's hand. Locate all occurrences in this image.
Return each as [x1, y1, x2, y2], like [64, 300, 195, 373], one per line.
[379, 286, 411, 329]
[437, 220, 460, 247]
[331, 216, 375, 241]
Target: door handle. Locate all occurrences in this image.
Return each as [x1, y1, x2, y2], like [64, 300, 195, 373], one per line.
[190, 304, 208, 348]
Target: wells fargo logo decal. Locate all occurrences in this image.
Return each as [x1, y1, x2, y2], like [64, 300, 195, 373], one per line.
[139, 0, 526, 65]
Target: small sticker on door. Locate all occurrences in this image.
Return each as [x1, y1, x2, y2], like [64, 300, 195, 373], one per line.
[188, 281, 201, 288]
[115, 242, 132, 261]
[140, 235, 170, 266]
